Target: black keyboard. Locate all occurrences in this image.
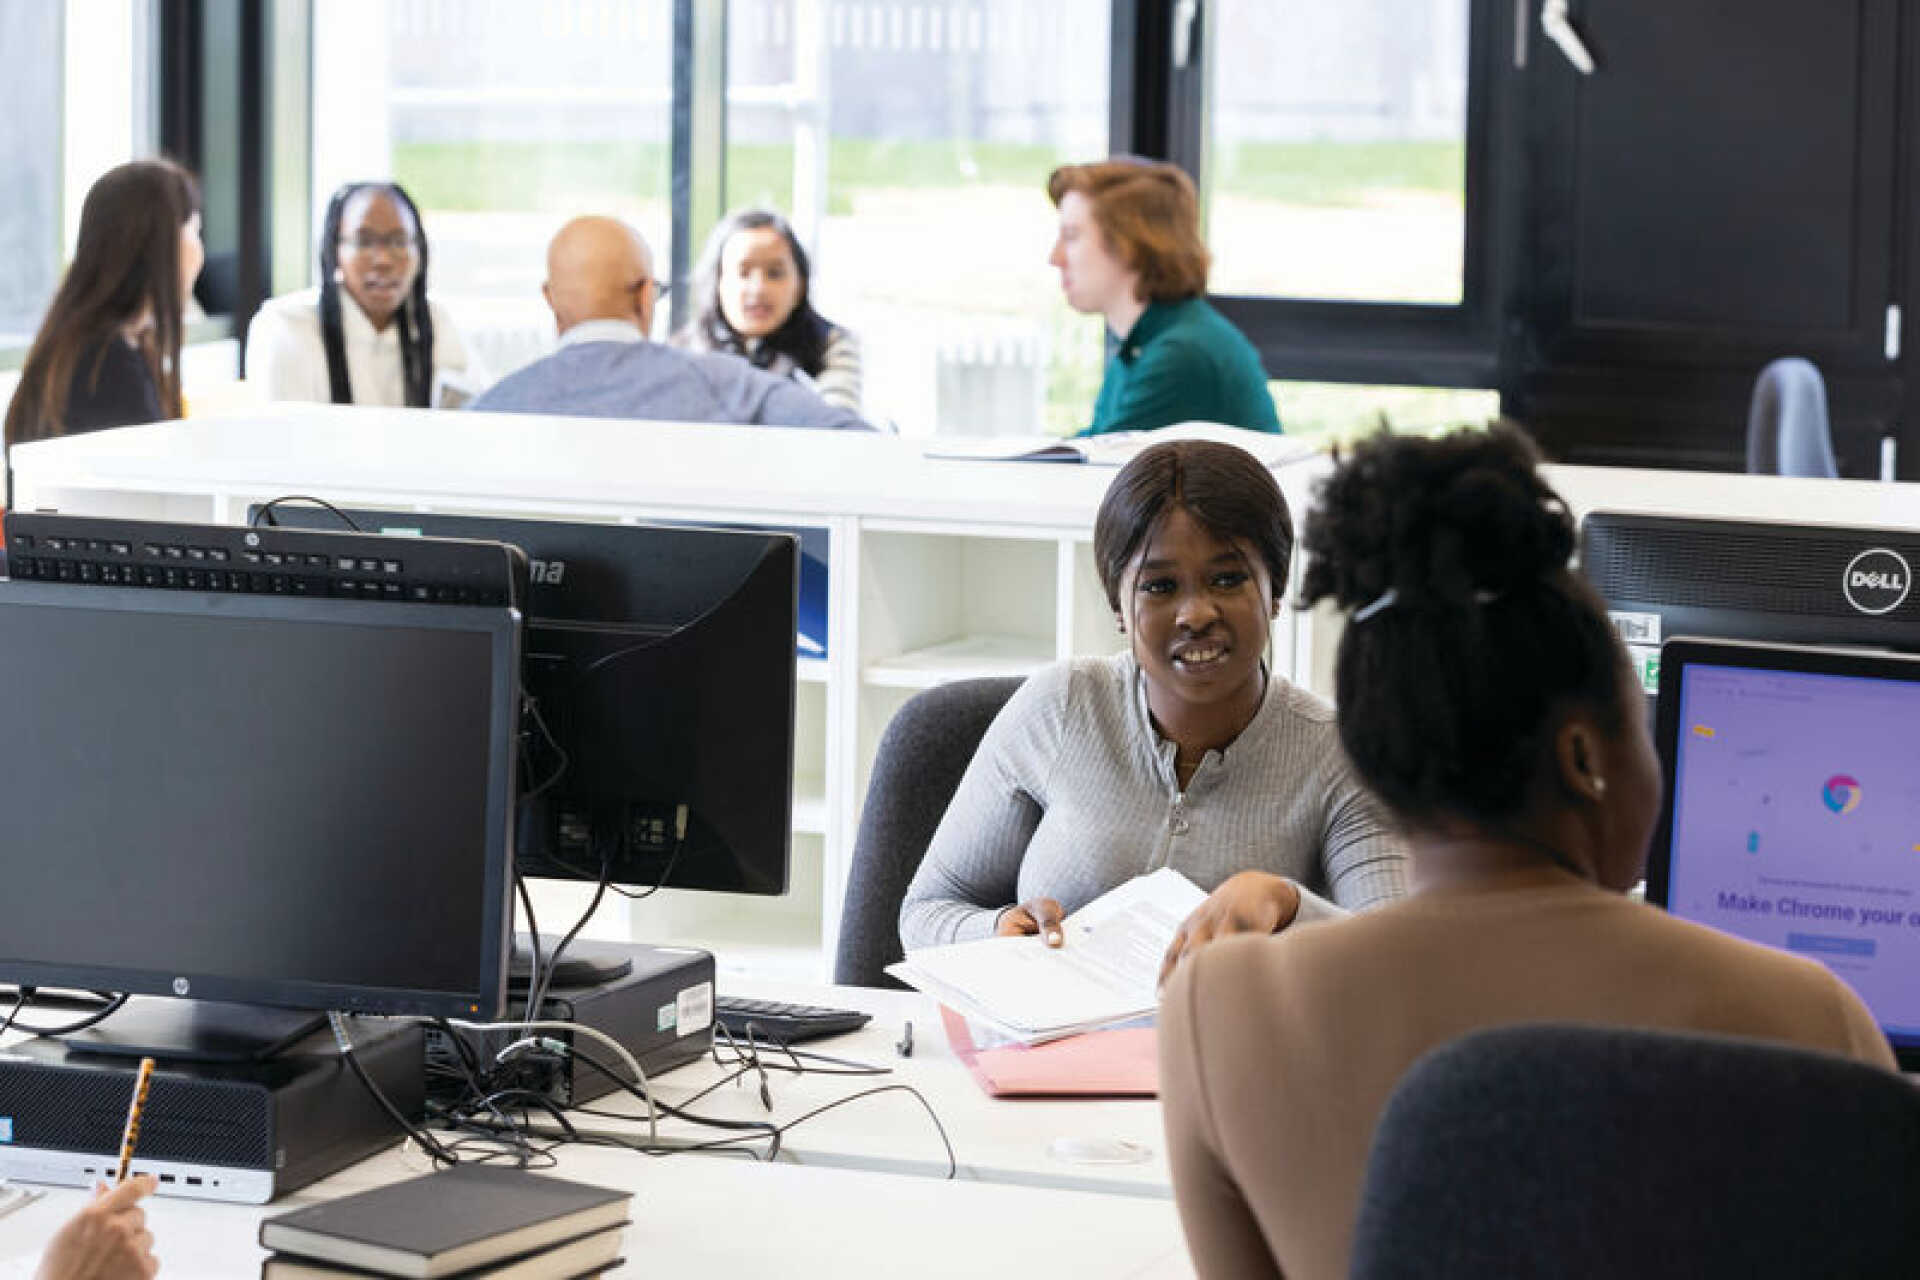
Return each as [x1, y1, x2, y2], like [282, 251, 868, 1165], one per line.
[714, 996, 871, 1045]
[4, 512, 524, 606]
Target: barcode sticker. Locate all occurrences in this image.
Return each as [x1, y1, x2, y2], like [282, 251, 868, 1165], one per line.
[1608, 611, 1661, 645]
[677, 981, 714, 1036]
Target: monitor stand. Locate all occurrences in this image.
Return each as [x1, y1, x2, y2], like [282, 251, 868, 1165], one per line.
[60, 998, 326, 1064]
[509, 933, 633, 992]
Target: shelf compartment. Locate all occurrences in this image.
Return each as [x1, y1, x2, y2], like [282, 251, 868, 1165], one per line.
[861, 633, 1054, 688]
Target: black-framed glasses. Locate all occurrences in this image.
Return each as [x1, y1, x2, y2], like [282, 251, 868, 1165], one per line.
[339, 230, 418, 256]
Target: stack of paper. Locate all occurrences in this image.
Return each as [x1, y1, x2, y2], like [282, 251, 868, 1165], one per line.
[923, 422, 1320, 469]
[888, 869, 1206, 1043]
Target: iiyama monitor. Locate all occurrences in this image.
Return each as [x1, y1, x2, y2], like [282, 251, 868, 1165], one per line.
[254, 505, 798, 899]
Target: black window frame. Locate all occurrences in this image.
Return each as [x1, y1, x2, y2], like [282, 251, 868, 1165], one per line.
[158, 0, 1515, 391]
[1147, 0, 1516, 390]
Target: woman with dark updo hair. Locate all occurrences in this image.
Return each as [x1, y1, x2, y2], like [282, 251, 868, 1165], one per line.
[899, 439, 1406, 964]
[1158, 425, 1896, 1280]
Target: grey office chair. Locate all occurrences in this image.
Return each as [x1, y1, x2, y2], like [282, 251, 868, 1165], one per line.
[832, 676, 1023, 989]
[1349, 1024, 1920, 1279]
[1746, 356, 1838, 477]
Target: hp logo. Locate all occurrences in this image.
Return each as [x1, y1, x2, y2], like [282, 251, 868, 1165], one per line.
[172, 977, 191, 996]
[1842, 548, 1911, 616]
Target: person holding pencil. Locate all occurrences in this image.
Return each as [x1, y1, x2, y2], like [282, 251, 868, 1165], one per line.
[35, 1174, 160, 1279]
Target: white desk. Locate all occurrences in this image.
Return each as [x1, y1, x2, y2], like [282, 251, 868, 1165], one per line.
[0, 979, 1189, 1278]
[610, 980, 1173, 1199]
[0, 1147, 1193, 1279]
[16, 408, 1920, 979]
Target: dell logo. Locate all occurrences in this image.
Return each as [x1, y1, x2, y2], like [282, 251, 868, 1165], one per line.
[530, 559, 566, 586]
[172, 977, 191, 996]
[1843, 549, 1912, 615]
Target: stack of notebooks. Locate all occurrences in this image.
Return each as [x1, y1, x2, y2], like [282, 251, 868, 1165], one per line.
[258, 1165, 631, 1278]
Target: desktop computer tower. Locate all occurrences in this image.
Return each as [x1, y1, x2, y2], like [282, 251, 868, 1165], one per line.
[0, 1017, 424, 1205]
[425, 944, 716, 1110]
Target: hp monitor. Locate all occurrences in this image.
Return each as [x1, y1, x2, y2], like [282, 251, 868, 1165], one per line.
[1648, 638, 1920, 1069]
[0, 582, 521, 1057]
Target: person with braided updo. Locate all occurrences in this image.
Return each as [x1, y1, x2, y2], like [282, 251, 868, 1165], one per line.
[245, 182, 481, 407]
[1157, 425, 1896, 1280]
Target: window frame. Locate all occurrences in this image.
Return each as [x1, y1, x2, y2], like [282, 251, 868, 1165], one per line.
[1156, 0, 1515, 390]
[144, 0, 1516, 393]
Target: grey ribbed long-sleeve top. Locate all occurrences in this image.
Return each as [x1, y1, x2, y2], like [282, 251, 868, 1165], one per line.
[898, 653, 1409, 949]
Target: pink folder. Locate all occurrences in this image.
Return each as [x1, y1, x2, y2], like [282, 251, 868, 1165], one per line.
[940, 1005, 1159, 1097]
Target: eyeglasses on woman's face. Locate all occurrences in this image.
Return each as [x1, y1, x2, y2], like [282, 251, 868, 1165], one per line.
[339, 230, 417, 257]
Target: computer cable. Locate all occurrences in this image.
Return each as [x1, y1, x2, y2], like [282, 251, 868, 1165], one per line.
[0, 987, 24, 1039]
[521, 863, 612, 1026]
[547, 802, 691, 903]
[249, 495, 364, 532]
[568, 1044, 783, 1148]
[0, 987, 130, 1037]
[512, 872, 547, 1036]
[329, 1011, 462, 1167]
[441, 1018, 659, 1145]
[516, 695, 569, 805]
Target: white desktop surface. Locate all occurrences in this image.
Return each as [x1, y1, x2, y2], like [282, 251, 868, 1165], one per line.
[618, 980, 1173, 1198]
[0, 980, 1186, 1277]
[7, 405, 1126, 531]
[13, 403, 1920, 534]
[0, 1147, 1193, 1279]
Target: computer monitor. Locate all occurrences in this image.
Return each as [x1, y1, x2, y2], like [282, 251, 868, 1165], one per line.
[0, 581, 521, 1058]
[1647, 637, 1920, 1070]
[1580, 514, 1920, 695]
[254, 506, 798, 900]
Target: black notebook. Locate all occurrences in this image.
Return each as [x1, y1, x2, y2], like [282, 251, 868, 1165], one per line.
[261, 1227, 625, 1279]
[258, 1166, 631, 1278]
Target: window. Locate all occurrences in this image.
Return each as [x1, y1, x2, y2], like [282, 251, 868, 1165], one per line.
[724, 0, 1112, 433]
[311, 0, 678, 373]
[1204, 0, 1470, 305]
[0, 0, 155, 355]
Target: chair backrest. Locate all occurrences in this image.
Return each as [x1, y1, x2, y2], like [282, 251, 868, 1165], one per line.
[1746, 356, 1838, 477]
[832, 675, 1023, 988]
[1351, 1024, 1920, 1280]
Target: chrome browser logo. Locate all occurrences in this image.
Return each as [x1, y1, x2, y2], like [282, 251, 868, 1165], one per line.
[1823, 774, 1863, 815]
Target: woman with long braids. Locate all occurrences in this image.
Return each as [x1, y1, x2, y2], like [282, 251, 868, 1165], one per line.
[246, 181, 480, 407]
[5, 159, 203, 453]
[1157, 425, 1896, 1280]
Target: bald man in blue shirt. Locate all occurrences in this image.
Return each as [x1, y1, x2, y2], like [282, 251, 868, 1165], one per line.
[471, 216, 871, 431]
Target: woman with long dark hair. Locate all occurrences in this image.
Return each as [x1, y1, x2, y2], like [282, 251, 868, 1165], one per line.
[245, 181, 480, 407]
[674, 208, 861, 414]
[5, 158, 203, 451]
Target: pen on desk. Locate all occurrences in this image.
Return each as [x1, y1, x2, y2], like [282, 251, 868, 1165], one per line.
[113, 1057, 156, 1185]
[896, 1020, 914, 1058]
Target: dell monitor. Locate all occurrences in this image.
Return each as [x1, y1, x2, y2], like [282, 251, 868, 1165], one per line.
[1580, 514, 1920, 694]
[0, 581, 521, 1059]
[1648, 638, 1920, 1070]
[254, 507, 798, 903]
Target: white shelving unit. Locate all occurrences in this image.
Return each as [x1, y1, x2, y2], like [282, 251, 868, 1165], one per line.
[15, 405, 1920, 978]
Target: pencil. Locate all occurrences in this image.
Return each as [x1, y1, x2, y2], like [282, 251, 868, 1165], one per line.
[113, 1057, 156, 1185]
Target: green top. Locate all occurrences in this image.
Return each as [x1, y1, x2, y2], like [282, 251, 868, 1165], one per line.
[1081, 297, 1281, 437]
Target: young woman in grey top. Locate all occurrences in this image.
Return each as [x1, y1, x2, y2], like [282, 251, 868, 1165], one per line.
[899, 441, 1408, 969]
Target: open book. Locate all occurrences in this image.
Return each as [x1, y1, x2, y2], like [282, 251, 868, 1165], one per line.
[887, 868, 1207, 1044]
[923, 422, 1318, 468]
